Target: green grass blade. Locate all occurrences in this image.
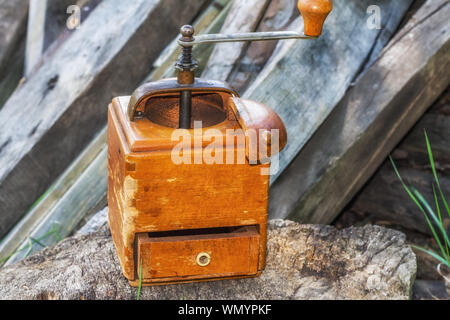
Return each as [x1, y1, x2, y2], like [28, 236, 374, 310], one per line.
[422, 210, 447, 261]
[413, 188, 450, 249]
[425, 131, 450, 218]
[433, 184, 449, 256]
[0, 251, 21, 264]
[413, 245, 450, 267]
[29, 237, 46, 248]
[24, 238, 34, 258]
[414, 187, 446, 237]
[389, 157, 426, 212]
[48, 224, 62, 242]
[0, 242, 31, 263]
[433, 184, 444, 230]
[391, 136, 450, 267]
[438, 186, 450, 219]
[412, 188, 449, 261]
[137, 258, 143, 300]
[390, 157, 448, 261]
[0, 225, 62, 264]
[425, 131, 440, 187]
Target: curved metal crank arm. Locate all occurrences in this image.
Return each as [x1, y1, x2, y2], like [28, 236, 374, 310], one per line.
[178, 31, 317, 47]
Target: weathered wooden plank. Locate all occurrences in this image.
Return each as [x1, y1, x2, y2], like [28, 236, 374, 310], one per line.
[43, 0, 103, 53]
[0, 0, 230, 263]
[227, 0, 300, 92]
[3, 135, 108, 266]
[147, 0, 231, 81]
[0, 128, 107, 266]
[268, 0, 450, 224]
[0, 0, 28, 72]
[23, 0, 103, 78]
[344, 88, 450, 235]
[43, 0, 76, 50]
[201, 0, 271, 81]
[0, 0, 28, 66]
[44, 0, 96, 49]
[392, 96, 450, 165]
[356, 1, 415, 77]
[0, 0, 28, 107]
[0, 0, 208, 239]
[244, 0, 414, 184]
[349, 162, 450, 235]
[334, 89, 450, 282]
[217, 0, 414, 93]
[25, 0, 47, 76]
[0, 42, 25, 109]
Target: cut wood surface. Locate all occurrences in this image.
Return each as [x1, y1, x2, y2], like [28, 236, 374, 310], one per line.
[268, 0, 450, 225]
[201, 0, 271, 81]
[244, 0, 414, 184]
[0, 0, 208, 239]
[0, 218, 416, 300]
[0, 0, 28, 107]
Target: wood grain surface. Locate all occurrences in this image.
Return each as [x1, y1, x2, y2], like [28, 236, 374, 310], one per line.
[0, 0, 208, 239]
[269, 0, 450, 225]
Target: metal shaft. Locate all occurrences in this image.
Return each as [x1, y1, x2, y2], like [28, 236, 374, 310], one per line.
[176, 25, 198, 129]
[179, 91, 192, 129]
[174, 25, 316, 128]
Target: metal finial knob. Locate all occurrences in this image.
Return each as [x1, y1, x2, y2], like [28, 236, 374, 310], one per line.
[180, 25, 195, 40]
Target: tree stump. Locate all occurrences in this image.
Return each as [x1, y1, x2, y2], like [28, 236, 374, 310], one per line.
[0, 213, 416, 300]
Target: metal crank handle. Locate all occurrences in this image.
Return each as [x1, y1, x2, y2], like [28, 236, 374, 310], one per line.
[178, 31, 316, 47]
[178, 0, 333, 48]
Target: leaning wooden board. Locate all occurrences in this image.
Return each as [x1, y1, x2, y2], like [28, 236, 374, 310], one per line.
[346, 88, 450, 235]
[0, 0, 231, 265]
[244, 0, 414, 184]
[227, 0, 301, 92]
[0, 0, 209, 239]
[25, 0, 104, 77]
[269, 0, 450, 224]
[0, 0, 28, 69]
[0, 0, 28, 108]
[24, 0, 47, 76]
[201, 0, 271, 81]
[0, 0, 418, 248]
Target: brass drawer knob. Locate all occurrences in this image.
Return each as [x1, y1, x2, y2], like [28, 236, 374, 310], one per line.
[196, 252, 211, 267]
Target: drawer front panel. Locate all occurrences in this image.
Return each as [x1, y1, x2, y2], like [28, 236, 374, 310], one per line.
[137, 226, 260, 280]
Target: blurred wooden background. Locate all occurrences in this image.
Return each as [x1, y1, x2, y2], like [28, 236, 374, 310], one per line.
[0, 0, 449, 297]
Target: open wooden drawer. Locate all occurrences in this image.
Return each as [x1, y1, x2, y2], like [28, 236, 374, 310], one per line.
[135, 226, 260, 284]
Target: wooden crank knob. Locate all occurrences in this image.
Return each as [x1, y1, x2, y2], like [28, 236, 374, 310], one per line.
[298, 0, 333, 37]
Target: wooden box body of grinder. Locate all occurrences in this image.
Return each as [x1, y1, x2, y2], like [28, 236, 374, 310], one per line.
[107, 0, 332, 286]
[108, 79, 286, 286]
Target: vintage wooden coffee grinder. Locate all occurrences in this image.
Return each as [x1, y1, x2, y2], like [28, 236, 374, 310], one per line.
[108, 0, 332, 286]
